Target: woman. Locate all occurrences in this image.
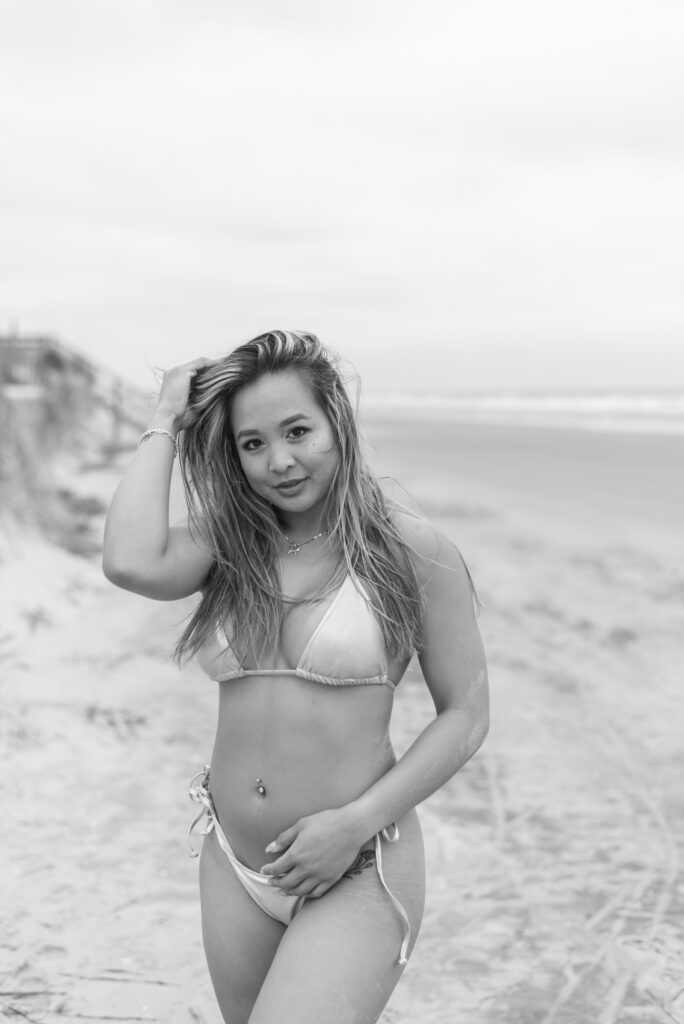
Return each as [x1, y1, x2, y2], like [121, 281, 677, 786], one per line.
[103, 330, 489, 1024]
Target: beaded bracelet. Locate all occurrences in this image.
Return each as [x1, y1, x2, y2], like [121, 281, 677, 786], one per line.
[138, 428, 178, 457]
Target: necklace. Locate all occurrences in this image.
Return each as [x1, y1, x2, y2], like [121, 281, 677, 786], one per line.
[283, 529, 328, 556]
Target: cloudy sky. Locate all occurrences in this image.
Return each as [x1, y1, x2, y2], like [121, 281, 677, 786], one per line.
[1, 0, 682, 394]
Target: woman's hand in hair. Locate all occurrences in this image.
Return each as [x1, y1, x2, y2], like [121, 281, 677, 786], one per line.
[154, 357, 213, 432]
[259, 806, 367, 899]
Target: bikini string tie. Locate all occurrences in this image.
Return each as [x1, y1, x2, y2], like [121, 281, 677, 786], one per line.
[374, 823, 411, 966]
[188, 765, 214, 857]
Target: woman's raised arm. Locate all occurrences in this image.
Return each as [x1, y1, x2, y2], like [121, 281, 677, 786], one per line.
[102, 359, 214, 601]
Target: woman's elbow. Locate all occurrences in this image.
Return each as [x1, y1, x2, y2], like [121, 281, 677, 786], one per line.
[471, 710, 490, 753]
[471, 666, 490, 752]
[102, 526, 133, 588]
[102, 552, 138, 591]
[461, 700, 489, 759]
[101, 543, 155, 592]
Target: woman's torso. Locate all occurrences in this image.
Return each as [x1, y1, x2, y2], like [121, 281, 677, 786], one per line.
[197, 549, 411, 868]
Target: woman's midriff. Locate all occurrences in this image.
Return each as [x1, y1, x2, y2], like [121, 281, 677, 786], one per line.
[208, 674, 397, 869]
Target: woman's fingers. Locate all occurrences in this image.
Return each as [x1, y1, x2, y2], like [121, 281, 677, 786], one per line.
[155, 358, 214, 430]
[268, 868, 308, 892]
[179, 357, 214, 377]
[272, 876, 333, 899]
[259, 850, 296, 876]
[264, 823, 299, 856]
[309, 882, 331, 899]
[266, 862, 338, 896]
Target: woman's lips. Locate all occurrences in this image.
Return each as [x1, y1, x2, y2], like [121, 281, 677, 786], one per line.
[274, 478, 307, 494]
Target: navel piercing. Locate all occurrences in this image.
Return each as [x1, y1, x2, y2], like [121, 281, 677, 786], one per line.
[256, 778, 267, 797]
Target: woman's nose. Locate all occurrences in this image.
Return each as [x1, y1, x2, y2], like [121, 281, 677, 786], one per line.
[269, 444, 296, 473]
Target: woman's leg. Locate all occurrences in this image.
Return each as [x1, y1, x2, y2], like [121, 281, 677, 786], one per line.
[199, 828, 286, 1024]
[248, 810, 425, 1024]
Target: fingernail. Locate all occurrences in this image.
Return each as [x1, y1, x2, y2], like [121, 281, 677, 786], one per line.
[265, 842, 278, 853]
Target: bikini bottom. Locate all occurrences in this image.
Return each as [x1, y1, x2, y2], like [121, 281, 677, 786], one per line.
[188, 766, 411, 965]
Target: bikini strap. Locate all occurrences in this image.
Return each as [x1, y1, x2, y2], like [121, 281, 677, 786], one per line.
[374, 823, 411, 966]
[188, 765, 215, 857]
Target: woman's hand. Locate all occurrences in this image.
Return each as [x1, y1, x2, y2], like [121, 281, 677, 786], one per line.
[259, 807, 367, 899]
[153, 357, 214, 433]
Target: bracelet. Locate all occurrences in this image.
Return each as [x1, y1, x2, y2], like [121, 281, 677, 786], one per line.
[138, 428, 178, 457]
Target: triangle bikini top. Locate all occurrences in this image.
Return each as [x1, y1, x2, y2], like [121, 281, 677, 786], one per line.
[195, 572, 394, 689]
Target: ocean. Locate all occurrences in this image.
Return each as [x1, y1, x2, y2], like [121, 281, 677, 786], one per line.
[361, 389, 684, 436]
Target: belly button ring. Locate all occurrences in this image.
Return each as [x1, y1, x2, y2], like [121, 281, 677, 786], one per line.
[256, 778, 266, 797]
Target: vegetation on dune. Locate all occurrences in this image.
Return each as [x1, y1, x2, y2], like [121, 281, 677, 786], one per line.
[0, 335, 150, 554]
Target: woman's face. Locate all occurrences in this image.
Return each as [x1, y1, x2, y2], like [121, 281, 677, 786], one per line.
[230, 370, 340, 525]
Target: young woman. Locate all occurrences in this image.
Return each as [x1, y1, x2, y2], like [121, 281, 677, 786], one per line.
[103, 330, 489, 1024]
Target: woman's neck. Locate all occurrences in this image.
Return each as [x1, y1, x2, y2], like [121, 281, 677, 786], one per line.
[278, 511, 327, 542]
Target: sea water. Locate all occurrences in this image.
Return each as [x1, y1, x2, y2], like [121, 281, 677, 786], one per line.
[362, 389, 684, 436]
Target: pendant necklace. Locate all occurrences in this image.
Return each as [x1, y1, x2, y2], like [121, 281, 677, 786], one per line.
[283, 529, 328, 556]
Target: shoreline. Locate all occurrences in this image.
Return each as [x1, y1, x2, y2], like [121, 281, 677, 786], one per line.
[360, 388, 684, 438]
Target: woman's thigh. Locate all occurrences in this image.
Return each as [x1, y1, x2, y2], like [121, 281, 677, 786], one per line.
[199, 829, 285, 1024]
[249, 810, 425, 1024]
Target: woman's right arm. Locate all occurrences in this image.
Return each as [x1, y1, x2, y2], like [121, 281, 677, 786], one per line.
[102, 359, 214, 601]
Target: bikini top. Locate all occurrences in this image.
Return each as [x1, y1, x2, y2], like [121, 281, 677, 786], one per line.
[195, 572, 394, 689]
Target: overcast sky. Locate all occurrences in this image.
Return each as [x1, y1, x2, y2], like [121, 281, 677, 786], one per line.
[1, 0, 683, 394]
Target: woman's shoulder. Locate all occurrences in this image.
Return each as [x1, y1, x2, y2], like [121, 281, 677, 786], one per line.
[386, 501, 437, 552]
[385, 501, 466, 588]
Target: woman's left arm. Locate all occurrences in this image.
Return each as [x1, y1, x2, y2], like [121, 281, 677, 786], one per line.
[260, 517, 489, 894]
[347, 517, 489, 839]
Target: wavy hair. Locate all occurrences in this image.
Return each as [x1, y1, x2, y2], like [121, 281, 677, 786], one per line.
[174, 330, 425, 665]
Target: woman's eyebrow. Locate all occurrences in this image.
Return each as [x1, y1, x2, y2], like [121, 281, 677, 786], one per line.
[236, 414, 311, 441]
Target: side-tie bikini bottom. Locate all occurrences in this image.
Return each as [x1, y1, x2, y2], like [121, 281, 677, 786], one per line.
[188, 766, 411, 965]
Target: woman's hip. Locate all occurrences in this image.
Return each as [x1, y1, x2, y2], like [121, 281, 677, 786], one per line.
[190, 768, 425, 965]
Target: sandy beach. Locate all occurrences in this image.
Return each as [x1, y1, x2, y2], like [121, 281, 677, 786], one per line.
[2, 417, 683, 1023]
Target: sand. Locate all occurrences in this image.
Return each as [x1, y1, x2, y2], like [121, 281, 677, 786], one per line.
[1, 419, 683, 1023]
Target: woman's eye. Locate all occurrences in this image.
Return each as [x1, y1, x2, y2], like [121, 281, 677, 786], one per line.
[242, 438, 263, 452]
[288, 426, 309, 440]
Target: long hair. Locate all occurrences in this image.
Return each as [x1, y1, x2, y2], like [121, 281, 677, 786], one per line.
[174, 330, 424, 665]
